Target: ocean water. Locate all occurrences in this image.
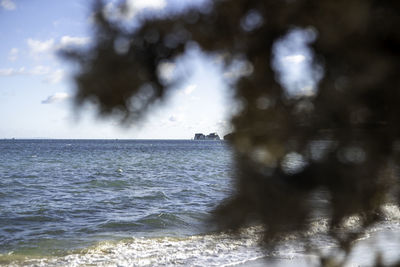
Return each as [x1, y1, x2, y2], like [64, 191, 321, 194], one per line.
[1, 139, 400, 266]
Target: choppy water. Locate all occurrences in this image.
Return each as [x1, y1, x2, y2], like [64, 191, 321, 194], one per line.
[1, 139, 400, 266]
[0, 140, 236, 262]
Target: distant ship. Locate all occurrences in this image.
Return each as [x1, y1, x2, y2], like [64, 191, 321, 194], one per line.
[193, 132, 220, 140]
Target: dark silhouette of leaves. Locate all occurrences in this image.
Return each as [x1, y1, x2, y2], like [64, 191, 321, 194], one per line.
[63, 0, 400, 265]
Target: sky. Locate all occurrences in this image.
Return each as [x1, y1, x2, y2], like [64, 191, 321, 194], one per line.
[0, 0, 233, 139]
[0, 0, 316, 139]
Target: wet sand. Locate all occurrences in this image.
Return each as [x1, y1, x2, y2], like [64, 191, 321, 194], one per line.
[240, 224, 400, 267]
[238, 256, 318, 267]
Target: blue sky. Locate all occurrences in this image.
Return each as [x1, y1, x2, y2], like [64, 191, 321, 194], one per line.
[0, 0, 316, 139]
[0, 0, 232, 139]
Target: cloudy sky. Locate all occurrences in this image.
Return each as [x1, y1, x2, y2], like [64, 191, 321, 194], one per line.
[0, 0, 316, 139]
[0, 0, 234, 139]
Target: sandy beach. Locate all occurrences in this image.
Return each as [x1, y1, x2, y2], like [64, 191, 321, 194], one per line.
[240, 224, 400, 267]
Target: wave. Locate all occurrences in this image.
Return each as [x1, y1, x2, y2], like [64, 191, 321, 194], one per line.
[0, 228, 266, 266]
[2, 217, 400, 266]
[1, 226, 315, 266]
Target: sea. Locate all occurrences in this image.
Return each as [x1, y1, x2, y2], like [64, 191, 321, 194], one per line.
[0, 139, 400, 266]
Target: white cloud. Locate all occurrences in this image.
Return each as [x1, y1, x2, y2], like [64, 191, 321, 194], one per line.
[8, 48, 18, 61]
[30, 65, 50, 75]
[183, 84, 196, 95]
[0, 67, 25, 76]
[58, 36, 90, 49]
[0, 66, 64, 84]
[44, 69, 65, 84]
[41, 92, 70, 104]
[283, 54, 306, 64]
[27, 36, 89, 58]
[1, 0, 16, 10]
[168, 113, 184, 123]
[27, 38, 55, 55]
[128, 0, 166, 11]
[0, 69, 13, 76]
[104, 0, 167, 21]
[0, 66, 52, 76]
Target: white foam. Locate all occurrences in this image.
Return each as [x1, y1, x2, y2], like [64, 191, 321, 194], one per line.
[14, 229, 267, 266]
[9, 205, 400, 267]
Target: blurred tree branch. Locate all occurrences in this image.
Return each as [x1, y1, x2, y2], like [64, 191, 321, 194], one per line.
[62, 0, 400, 265]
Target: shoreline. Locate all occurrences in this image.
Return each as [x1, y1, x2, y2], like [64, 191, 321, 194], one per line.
[239, 224, 400, 267]
[238, 256, 319, 267]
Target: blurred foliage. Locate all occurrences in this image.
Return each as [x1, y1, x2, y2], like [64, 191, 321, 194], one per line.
[63, 0, 400, 265]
